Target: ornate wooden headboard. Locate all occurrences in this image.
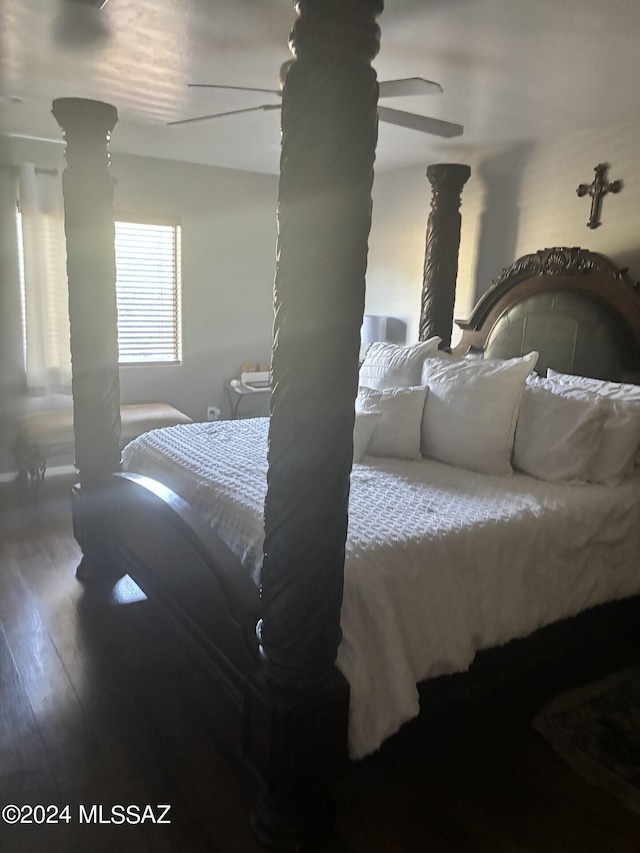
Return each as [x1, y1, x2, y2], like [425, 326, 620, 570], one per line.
[453, 247, 640, 383]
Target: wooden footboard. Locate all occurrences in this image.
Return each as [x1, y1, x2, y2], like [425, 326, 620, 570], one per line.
[72, 473, 350, 850]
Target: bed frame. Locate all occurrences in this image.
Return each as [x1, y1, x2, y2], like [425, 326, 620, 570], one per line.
[51, 4, 640, 850]
[70, 246, 640, 848]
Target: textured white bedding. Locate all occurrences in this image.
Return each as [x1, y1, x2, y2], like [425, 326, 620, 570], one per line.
[123, 418, 640, 759]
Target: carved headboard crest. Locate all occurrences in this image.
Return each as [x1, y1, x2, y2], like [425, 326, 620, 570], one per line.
[458, 247, 640, 333]
[490, 247, 634, 290]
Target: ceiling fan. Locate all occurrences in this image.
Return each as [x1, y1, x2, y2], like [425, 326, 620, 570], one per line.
[54, 0, 111, 47]
[169, 63, 463, 139]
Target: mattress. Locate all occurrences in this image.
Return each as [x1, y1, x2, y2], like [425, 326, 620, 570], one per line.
[123, 418, 640, 759]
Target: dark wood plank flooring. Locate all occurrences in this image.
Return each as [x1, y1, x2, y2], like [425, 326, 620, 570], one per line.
[1, 475, 639, 852]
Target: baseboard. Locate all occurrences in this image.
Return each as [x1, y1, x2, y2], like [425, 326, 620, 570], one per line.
[0, 464, 77, 484]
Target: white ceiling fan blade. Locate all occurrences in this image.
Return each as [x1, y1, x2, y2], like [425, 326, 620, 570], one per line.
[378, 78, 443, 98]
[188, 83, 282, 97]
[168, 104, 281, 127]
[377, 106, 463, 138]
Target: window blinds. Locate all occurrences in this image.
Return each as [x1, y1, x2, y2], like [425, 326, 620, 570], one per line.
[115, 221, 182, 364]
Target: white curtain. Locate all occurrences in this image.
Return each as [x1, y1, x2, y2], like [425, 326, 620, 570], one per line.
[0, 167, 21, 388]
[0, 167, 24, 470]
[18, 164, 71, 395]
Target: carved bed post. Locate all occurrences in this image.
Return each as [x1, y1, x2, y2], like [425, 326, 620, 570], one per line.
[254, 0, 383, 845]
[419, 163, 471, 347]
[52, 98, 122, 579]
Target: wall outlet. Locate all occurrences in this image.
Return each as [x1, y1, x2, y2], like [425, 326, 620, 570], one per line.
[207, 405, 221, 421]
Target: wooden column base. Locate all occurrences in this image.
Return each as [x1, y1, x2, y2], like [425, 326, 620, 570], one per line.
[251, 791, 334, 852]
[75, 555, 100, 583]
[246, 669, 350, 850]
[71, 484, 125, 583]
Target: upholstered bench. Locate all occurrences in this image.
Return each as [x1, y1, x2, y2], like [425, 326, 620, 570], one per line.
[15, 403, 192, 482]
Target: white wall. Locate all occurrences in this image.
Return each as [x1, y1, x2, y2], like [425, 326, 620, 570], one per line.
[0, 137, 279, 473]
[111, 153, 278, 422]
[366, 120, 640, 344]
[366, 157, 485, 344]
[512, 121, 640, 274]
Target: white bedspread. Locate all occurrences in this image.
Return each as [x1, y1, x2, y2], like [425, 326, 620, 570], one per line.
[123, 418, 640, 759]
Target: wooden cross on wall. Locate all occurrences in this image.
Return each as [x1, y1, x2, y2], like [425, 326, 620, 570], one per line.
[576, 163, 622, 229]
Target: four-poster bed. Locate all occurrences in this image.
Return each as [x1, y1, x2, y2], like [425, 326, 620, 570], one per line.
[51, 3, 640, 850]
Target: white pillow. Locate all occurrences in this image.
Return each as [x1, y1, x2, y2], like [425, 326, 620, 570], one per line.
[359, 337, 441, 390]
[513, 384, 606, 484]
[420, 351, 539, 475]
[352, 411, 382, 463]
[526, 373, 546, 387]
[546, 370, 640, 485]
[356, 386, 427, 460]
[547, 369, 640, 401]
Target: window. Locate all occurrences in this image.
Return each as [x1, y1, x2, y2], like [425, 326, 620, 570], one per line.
[17, 209, 183, 369]
[115, 220, 182, 365]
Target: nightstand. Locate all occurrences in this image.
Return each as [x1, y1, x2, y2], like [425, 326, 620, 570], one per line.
[224, 380, 271, 419]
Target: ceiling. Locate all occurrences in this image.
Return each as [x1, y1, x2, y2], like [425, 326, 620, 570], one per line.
[1, 0, 639, 175]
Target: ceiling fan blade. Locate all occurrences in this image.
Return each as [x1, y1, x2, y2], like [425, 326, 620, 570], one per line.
[378, 78, 443, 98]
[168, 104, 281, 127]
[377, 106, 463, 138]
[188, 83, 282, 97]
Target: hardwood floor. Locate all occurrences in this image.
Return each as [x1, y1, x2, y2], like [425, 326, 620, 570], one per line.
[1, 474, 639, 852]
